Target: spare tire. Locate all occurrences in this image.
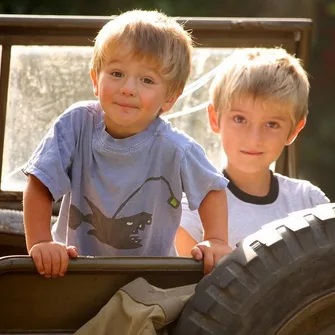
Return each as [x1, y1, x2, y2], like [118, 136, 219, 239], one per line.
[173, 203, 335, 335]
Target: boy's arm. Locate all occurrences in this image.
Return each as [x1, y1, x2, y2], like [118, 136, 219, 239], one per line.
[23, 175, 53, 250]
[175, 227, 198, 256]
[176, 197, 203, 256]
[192, 189, 232, 274]
[23, 175, 78, 277]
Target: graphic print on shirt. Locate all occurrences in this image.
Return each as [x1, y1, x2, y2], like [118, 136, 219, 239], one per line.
[69, 176, 180, 249]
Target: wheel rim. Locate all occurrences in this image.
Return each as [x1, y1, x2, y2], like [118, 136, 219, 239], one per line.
[276, 291, 335, 335]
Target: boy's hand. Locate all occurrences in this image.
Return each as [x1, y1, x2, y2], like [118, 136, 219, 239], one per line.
[29, 241, 78, 278]
[191, 239, 232, 274]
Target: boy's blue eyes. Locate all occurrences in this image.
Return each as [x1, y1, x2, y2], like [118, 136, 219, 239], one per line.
[233, 116, 245, 123]
[110, 72, 154, 84]
[266, 122, 280, 129]
[111, 71, 124, 77]
[232, 116, 280, 128]
[141, 78, 154, 84]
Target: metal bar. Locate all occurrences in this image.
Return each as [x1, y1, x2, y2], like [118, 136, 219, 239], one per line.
[289, 22, 313, 178]
[0, 34, 297, 48]
[274, 22, 313, 178]
[291, 23, 312, 178]
[0, 255, 204, 272]
[0, 15, 313, 47]
[0, 45, 11, 189]
[0, 14, 312, 29]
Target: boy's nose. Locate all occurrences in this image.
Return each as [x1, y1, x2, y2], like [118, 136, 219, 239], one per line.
[247, 127, 263, 145]
[120, 78, 137, 97]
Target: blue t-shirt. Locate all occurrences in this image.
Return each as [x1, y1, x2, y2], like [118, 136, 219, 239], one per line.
[23, 101, 228, 256]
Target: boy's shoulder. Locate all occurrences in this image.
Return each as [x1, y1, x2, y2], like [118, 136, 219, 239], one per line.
[276, 173, 314, 187]
[275, 172, 329, 206]
[275, 173, 325, 196]
[159, 120, 203, 153]
[54, 100, 103, 130]
[60, 100, 102, 119]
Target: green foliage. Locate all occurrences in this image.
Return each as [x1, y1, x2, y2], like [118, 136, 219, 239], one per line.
[326, 1, 335, 16]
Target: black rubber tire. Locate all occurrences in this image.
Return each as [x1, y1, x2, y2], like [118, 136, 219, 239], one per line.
[173, 203, 335, 335]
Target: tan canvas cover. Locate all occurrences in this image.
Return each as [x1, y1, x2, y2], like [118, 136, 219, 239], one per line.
[74, 277, 195, 335]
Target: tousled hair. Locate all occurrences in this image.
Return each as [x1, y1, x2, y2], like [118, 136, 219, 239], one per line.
[91, 9, 193, 98]
[210, 48, 310, 126]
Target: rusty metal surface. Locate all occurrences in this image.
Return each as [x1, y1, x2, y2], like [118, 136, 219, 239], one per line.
[0, 15, 312, 28]
[0, 255, 202, 332]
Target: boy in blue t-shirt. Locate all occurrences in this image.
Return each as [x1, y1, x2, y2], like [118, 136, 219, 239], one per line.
[23, 9, 231, 278]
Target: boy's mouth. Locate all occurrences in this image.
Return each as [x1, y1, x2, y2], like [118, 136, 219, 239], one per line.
[116, 102, 138, 109]
[240, 150, 263, 156]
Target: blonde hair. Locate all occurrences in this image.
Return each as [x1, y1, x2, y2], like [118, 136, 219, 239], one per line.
[91, 9, 193, 98]
[210, 48, 310, 126]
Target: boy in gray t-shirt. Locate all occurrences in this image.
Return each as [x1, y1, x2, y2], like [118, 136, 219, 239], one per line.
[23, 10, 231, 278]
[176, 48, 329, 255]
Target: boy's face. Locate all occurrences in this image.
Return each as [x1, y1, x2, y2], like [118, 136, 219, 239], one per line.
[90, 50, 178, 138]
[208, 95, 305, 174]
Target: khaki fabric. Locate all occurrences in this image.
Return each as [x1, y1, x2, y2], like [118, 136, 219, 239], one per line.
[74, 277, 195, 335]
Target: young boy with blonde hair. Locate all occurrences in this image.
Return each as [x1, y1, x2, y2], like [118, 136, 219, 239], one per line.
[23, 9, 231, 277]
[177, 47, 329, 255]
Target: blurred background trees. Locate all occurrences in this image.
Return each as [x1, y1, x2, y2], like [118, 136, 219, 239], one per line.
[1, 0, 334, 200]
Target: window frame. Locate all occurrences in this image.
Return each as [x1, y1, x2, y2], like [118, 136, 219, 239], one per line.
[0, 15, 312, 210]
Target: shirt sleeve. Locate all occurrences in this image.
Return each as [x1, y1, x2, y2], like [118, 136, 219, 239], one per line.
[180, 195, 203, 243]
[22, 112, 76, 202]
[308, 182, 330, 207]
[180, 142, 228, 210]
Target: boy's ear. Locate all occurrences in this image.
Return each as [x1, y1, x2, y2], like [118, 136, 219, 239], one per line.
[286, 119, 306, 145]
[207, 103, 220, 134]
[161, 91, 181, 113]
[90, 69, 99, 96]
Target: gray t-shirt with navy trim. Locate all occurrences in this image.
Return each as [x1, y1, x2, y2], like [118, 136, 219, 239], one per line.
[23, 100, 228, 256]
